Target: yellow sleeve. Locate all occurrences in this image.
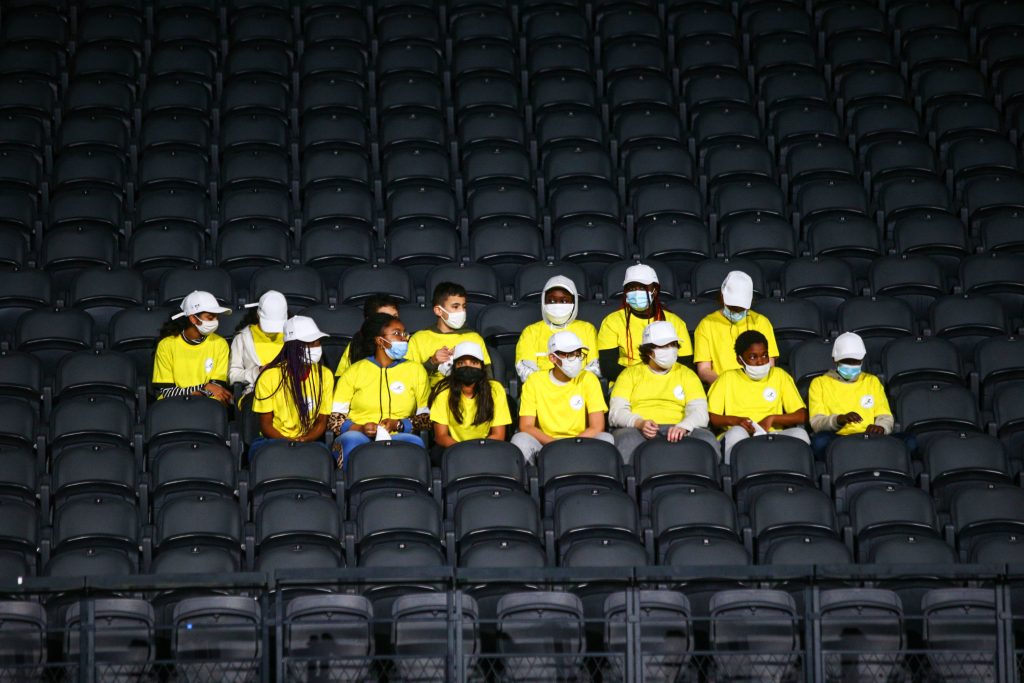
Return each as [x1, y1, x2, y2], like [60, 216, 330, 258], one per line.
[582, 372, 608, 413]
[318, 368, 335, 415]
[807, 376, 826, 417]
[152, 337, 175, 384]
[681, 367, 707, 401]
[668, 313, 693, 357]
[251, 369, 277, 414]
[407, 330, 432, 364]
[335, 343, 352, 377]
[692, 319, 712, 364]
[597, 312, 621, 351]
[332, 361, 358, 412]
[211, 337, 229, 383]
[490, 381, 512, 426]
[519, 375, 538, 417]
[778, 371, 806, 412]
[430, 388, 452, 426]
[610, 365, 636, 400]
[707, 374, 727, 414]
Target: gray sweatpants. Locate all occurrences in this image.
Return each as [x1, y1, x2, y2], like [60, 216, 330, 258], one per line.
[721, 425, 810, 465]
[612, 426, 721, 465]
[510, 431, 616, 465]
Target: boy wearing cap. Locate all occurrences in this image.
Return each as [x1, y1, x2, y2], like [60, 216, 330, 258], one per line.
[512, 330, 614, 463]
[515, 275, 600, 382]
[693, 270, 779, 385]
[250, 316, 335, 460]
[408, 282, 492, 387]
[230, 290, 289, 395]
[609, 321, 720, 463]
[808, 332, 894, 459]
[153, 290, 233, 404]
[598, 264, 692, 381]
[430, 341, 512, 448]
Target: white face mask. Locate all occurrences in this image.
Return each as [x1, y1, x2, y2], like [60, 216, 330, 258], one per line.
[652, 347, 677, 370]
[195, 318, 219, 336]
[441, 308, 466, 330]
[307, 347, 323, 364]
[557, 355, 584, 378]
[544, 303, 574, 326]
[742, 360, 771, 381]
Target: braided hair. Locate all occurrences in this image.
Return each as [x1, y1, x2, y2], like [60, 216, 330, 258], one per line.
[254, 340, 324, 434]
[622, 285, 665, 363]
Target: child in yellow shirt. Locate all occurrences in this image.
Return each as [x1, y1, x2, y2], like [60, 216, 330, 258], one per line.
[430, 341, 512, 449]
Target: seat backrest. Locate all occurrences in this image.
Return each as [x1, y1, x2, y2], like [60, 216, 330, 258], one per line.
[256, 492, 342, 550]
[355, 490, 442, 550]
[65, 598, 154, 665]
[0, 601, 46, 670]
[173, 596, 261, 675]
[496, 591, 585, 681]
[710, 589, 800, 682]
[392, 592, 480, 681]
[820, 588, 903, 682]
[454, 489, 541, 547]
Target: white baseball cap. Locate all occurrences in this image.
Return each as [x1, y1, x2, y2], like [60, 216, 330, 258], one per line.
[244, 290, 288, 333]
[452, 341, 485, 362]
[720, 271, 754, 309]
[623, 264, 659, 286]
[642, 321, 679, 346]
[171, 290, 232, 319]
[832, 332, 867, 361]
[284, 315, 329, 343]
[548, 330, 586, 354]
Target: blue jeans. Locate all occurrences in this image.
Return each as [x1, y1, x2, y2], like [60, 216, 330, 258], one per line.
[333, 430, 424, 467]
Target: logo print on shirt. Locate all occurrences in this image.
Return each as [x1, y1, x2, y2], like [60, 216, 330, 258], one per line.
[860, 394, 875, 409]
[762, 387, 778, 402]
[673, 385, 685, 401]
[204, 358, 214, 373]
[390, 381, 406, 394]
[569, 395, 585, 410]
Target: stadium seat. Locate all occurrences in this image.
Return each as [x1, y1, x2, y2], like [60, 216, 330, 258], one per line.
[283, 595, 374, 683]
[172, 596, 261, 683]
[709, 590, 801, 683]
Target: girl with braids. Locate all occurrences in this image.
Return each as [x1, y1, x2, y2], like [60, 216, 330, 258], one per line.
[429, 341, 512, 450]
[152, 291, 233, 404]
[328, 313, 430, 465]
[249, 316, 334, 459]
[597, 264, 692, 382]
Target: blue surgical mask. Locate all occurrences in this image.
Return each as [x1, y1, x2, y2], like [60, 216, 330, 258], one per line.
[836, 363, 862, 381]
[722, 307, 747, 323]
[384, 340, 408, 361]
[625, 290, 651, 311]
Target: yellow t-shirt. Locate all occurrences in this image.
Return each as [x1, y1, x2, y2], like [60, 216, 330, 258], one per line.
[597, 308, 693, 367]
[611, 362, 707, 425]
[430, 380, 512, 442]
[519, 370, 608, 440]
[252, 364, 335, 439]
[707, 367, 805, 434]
[515, 319, 599, 373]
[152, 333, 230, 396]
[335, 341, 355, 377]
[808, 372, 892, 436]
[331, 358, 430, 425]
[407, 328, 492, 386]
[692, 309, 779, 375]
[250, 324, 284, 365]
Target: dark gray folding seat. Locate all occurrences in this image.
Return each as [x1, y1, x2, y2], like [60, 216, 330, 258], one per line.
[892, 213, 970, 280]
[221, 112, 289, 154]
[158, 266, 233, 308]
[140, 111, 210, 154]
[828, 435, 913, 514]
[50, 443, 136, 509]
[922, 589, 998, 683]
[15, 309, 94, 375]
[930, 294, 1007, 355]
[720, 215, 797, 282]
[469, 222, 544, 288]
[303, 183, 375, 232]
[950, 484, 1024, 562]
[136, 187, 210, 230]
[249, 440, 335, 508]
[553, 489, 645, 565]
[392, 593, 480, 682]
[149, 43, 216, 84]
[849, 484, 940, 561]
[898, 384, 981, 441]
[882, 335, 962, 401]
[993, 383, 1024, 453]
[960, 252, 1024, 315]
[338, 263, 414, 304]
[605, 590, 691, 683]
[172, 597, 261, 683]
[632, 179, 704, 230]
[145, 396, 229, 463]
[677, 35, 742, 76]
[65, 598, 154, 682]
[0, 601, 46, 679]
[249, 265, 324, 309]
[256, 492, 343, 568]
[150, 441, 237, 512]
[749, 486, 839, 562]
[781, 256, 856, 320]
[730, 435, 816, 512]
[836, 295, 916, 359]
[151, 493, 244, 573]
[868, 255, 945, 320]
[0, 496, 38, 578]
[344, 440, 432, 513]
[711, 178, 786, 225]
[0, 351, 41, 413]
[537, 437, 624, 514]
[0, 268, 50, 334]
[466, 182, 538, 231]
[69, 268, 146, 330]
[496, 592, 585, 683]
[48, 494, 140, 575]
[554, 219, 628, 285]
[684, 68, 753, 113]
[458, 108, 527, 149]
[753, 297, 823, 364]
[216, 223, 290, 291]
[924, 433, 1011, 515]
[974, 335, 1024, 409]
[819, 589, 904, 683]
[962, 173, 1024, 225]
[454, 488, 541, 561]
[283, 595, 374, 683]
[692, 104, 762, 149]
[651, 488, 739, 561]
[709, 590, 801, 683]
[614, 106, 686, 149]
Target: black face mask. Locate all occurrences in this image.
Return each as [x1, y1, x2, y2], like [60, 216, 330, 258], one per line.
[452, 366, 486, 385]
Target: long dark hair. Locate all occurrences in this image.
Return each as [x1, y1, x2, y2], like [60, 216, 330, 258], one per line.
[353, 312, 400, 361]
[429, 368, 494, 426]
[622, 286, 665, 363]
[347, 295, 403, 364]
[254, 340, 324, 434]
[158, 316, 192, 339]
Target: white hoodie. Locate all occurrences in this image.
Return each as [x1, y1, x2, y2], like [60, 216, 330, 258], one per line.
[514, 275, 601, 382]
